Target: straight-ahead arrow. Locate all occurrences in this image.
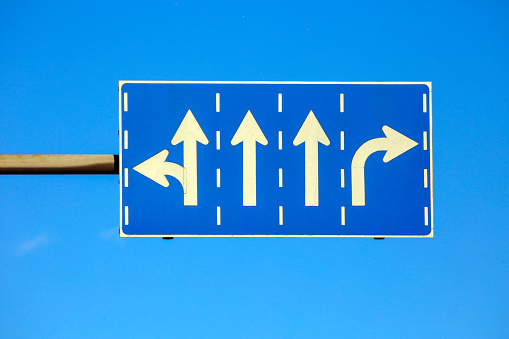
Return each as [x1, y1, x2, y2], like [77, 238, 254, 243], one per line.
[351, 125, 418, 206]
[133, 150, 186, 190]
[293, 110, 330, 206]
[171, 110, 208, 206]
[231, 110, 268, 206]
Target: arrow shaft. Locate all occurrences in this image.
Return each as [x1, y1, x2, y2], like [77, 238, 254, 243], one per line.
[162, 162, 186, 192]
[351, 138, 390, 168]
[243, 141, 257, 206]
[351, 167, 366, 206]
[304, 141, 319, 206]
[183, 137, 198, 206]
[351, 137, 390, 206]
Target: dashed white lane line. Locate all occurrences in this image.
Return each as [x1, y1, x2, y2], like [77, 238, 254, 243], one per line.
[217, 206, 221, 225]
[124, 206, 129, 226]
[217, 168, 221, 187]
[424, 207, 429, 226]
[277, 93, 282, 227]
[277, 92, 282, 227]
[423, 131, 428, 150]
[423, 94, 427, 113]
[340, 93, 344, 113]
[340, 131, 344, 150]
[124, 168, 128, 187]
[341, 169, 345, 188]
[424, 169, 428, 188]
[341, 206, 345, 226]
[124, 130, 128, 150]
[216, 93, 220, 112]
[216, 131, 220, 150]
[124, 92, 128, 112]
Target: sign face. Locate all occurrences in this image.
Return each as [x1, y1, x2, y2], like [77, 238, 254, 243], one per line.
[119, 81, 433, 238]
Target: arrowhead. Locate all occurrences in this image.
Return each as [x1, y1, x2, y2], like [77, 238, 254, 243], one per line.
[382, 125, 418, 162]
[231, 110, 268, 146]
[171, 110, 209, 145]
[133, 150, 170, 187]
[293, 110, 330, 146]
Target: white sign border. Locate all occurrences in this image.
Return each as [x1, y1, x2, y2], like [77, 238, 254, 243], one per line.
[119, 81, 433, 238]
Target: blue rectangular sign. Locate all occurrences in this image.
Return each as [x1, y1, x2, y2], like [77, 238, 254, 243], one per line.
[119, 81, 433, 238]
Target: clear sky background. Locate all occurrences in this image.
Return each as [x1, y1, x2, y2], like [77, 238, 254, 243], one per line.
[1, 0, 508, 338]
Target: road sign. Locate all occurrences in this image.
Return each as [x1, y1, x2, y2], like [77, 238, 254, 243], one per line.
[119, 81, 433, 238]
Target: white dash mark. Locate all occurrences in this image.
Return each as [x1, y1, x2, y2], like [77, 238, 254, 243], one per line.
[217, 168, 221, 187]
[340, 93, 344, 113]
[341, 206, 345, 225]
[424, 207, 429, 226]
[216, 93, 220, 112]
[423, 131, 428, 150]
[124, 130, 128, 150]
[124, 92, 128, 112]
[217, 206, 221, 225]
[279, 168, 283, 187]
[423, 94, 427, 113]
[278, 131, 282, 150]
[278, 93, 282, 112]
[341, 169, 345, 188]
[279, 206, 283, 225]
[340, 131, 344, 150]
[124, 168, 128, 187]
[424, 169, 428, 188]
[124, 206, 129, 225]
[216, 131, 220, 150]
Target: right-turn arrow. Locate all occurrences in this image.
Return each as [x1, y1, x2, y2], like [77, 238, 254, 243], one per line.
[351, 125, 418, 206]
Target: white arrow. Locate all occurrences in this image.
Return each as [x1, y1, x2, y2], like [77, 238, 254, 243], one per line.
[293, 110, 330, 206]
[231, 110, 268, 206]
[133, 150, 186, 190]
[171, 109, 209, 206]
[351, 125, 418, 206]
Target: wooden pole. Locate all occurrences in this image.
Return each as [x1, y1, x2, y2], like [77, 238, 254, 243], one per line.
[0, 155, 119, 174]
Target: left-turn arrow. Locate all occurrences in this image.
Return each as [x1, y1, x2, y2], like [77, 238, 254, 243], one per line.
[133, 150, 186, 190]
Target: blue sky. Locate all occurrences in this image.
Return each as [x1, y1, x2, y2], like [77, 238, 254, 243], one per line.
[1, 0, 508, 338]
